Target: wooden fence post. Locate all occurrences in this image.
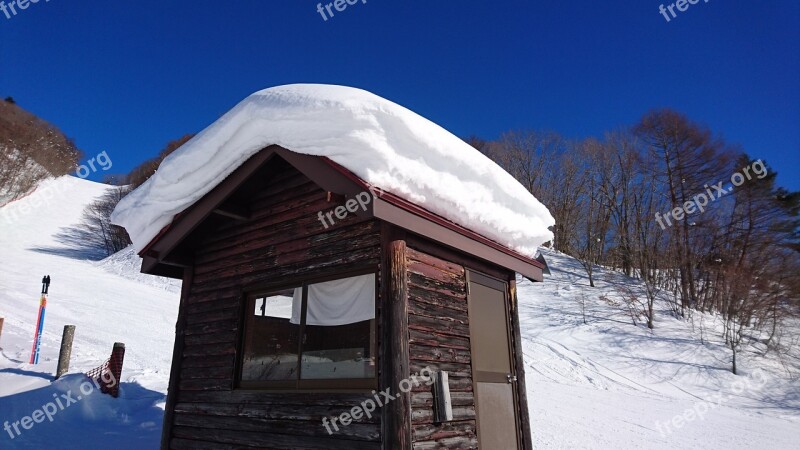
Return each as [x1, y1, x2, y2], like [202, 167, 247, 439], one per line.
[0, 317, 4, 345]
[55, 325, 76, 379]
[102, 342, 125, 398]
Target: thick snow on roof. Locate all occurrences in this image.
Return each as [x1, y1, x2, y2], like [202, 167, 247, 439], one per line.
[111, 84, 555, 257]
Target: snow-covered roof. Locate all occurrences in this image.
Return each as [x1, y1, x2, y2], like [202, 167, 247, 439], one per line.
[111, 84, 555, 257]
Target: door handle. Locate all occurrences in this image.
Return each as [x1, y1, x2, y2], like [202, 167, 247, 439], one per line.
[507, 374, 517, 383]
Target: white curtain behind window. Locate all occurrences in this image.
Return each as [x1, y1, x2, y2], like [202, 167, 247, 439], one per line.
[290, 273, 376, 326]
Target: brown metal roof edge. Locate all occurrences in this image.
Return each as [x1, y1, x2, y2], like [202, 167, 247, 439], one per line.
[138, 212, 181, 257]
[374, 197, 542, 281]
[318, 157, 545, 271]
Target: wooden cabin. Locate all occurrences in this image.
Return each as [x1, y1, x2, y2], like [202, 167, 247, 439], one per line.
[137, 146, 544, 449]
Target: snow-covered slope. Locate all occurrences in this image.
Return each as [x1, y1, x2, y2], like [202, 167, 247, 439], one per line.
[0, 176, 179, 448]
[520, 249, 800, 449]
[111, 84, 555, 257]
[1, 177, 797, 449]
[95, 246, 180, 293]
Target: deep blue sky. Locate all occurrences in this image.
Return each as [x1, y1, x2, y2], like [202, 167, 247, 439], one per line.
[1, 0, 798, 189]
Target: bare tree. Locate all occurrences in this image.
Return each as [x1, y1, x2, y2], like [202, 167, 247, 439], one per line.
[577, 293, 589, 325]
[710, 156, 800, 373]
[571, 139, 611, 287]
[473, 113, 800, 347]
[81, 186, 132, 256]
[616, 284, 646, 327]
[634, 109, 734, 313]
[597, 132, 640, 277]
[627, 151, 669, 329]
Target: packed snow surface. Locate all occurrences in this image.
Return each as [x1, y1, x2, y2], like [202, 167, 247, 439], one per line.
[111, 84, 555, 256]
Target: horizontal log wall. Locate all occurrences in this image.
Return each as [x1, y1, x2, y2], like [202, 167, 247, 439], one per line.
[405, 246, 478, 450]
[169, 164, 382, 449]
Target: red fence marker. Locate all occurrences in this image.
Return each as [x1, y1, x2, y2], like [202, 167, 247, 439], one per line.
[101, 342, 125, 398]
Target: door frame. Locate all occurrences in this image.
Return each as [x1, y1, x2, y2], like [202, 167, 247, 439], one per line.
[466, 269, 522, 449]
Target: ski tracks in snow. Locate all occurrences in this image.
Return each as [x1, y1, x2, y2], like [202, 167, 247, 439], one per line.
[523, 336, 664, 398]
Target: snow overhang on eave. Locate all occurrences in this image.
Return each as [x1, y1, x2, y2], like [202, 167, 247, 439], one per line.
[138, 146, 544, 281]
[321, 157, 545, 280]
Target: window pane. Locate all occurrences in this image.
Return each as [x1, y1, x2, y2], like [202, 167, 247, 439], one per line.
[241, 289, 300, 382]
[300, 274, 376, 380]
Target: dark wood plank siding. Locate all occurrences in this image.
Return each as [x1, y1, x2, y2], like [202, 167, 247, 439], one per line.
[405, 247, 478, 450]
[168, 166, 382, 449]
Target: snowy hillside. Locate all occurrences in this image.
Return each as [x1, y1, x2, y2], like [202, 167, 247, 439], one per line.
[0, 176, 179, 448]
[518, 251, 800, 450]
[1, 177, 798, 449]
[521, 250, 800, 449]
[0, 149, 50, 207]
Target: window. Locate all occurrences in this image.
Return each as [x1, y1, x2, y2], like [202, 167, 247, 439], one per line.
[241, 289, 299, 382]
[239, 273, 377, 389]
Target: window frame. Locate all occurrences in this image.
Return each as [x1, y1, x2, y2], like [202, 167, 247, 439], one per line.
[235, 268, 379, 391]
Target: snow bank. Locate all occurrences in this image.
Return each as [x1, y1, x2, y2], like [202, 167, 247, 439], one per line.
[0, 375, 163, 448]
[111, 84, 555, 256]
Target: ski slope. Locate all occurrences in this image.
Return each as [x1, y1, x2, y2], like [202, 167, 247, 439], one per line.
[1, 176, 798, 449]
[0, 176, 179, 448]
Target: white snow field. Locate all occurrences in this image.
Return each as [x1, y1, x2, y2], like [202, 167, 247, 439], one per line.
[0, 176, 798, 449]
[111, 84, 555, 258]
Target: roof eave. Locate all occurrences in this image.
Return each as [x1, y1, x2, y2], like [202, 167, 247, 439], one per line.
[137, 148, 544, 281]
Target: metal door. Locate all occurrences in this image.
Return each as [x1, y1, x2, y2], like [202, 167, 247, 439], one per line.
[467, 271, 520, 449]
